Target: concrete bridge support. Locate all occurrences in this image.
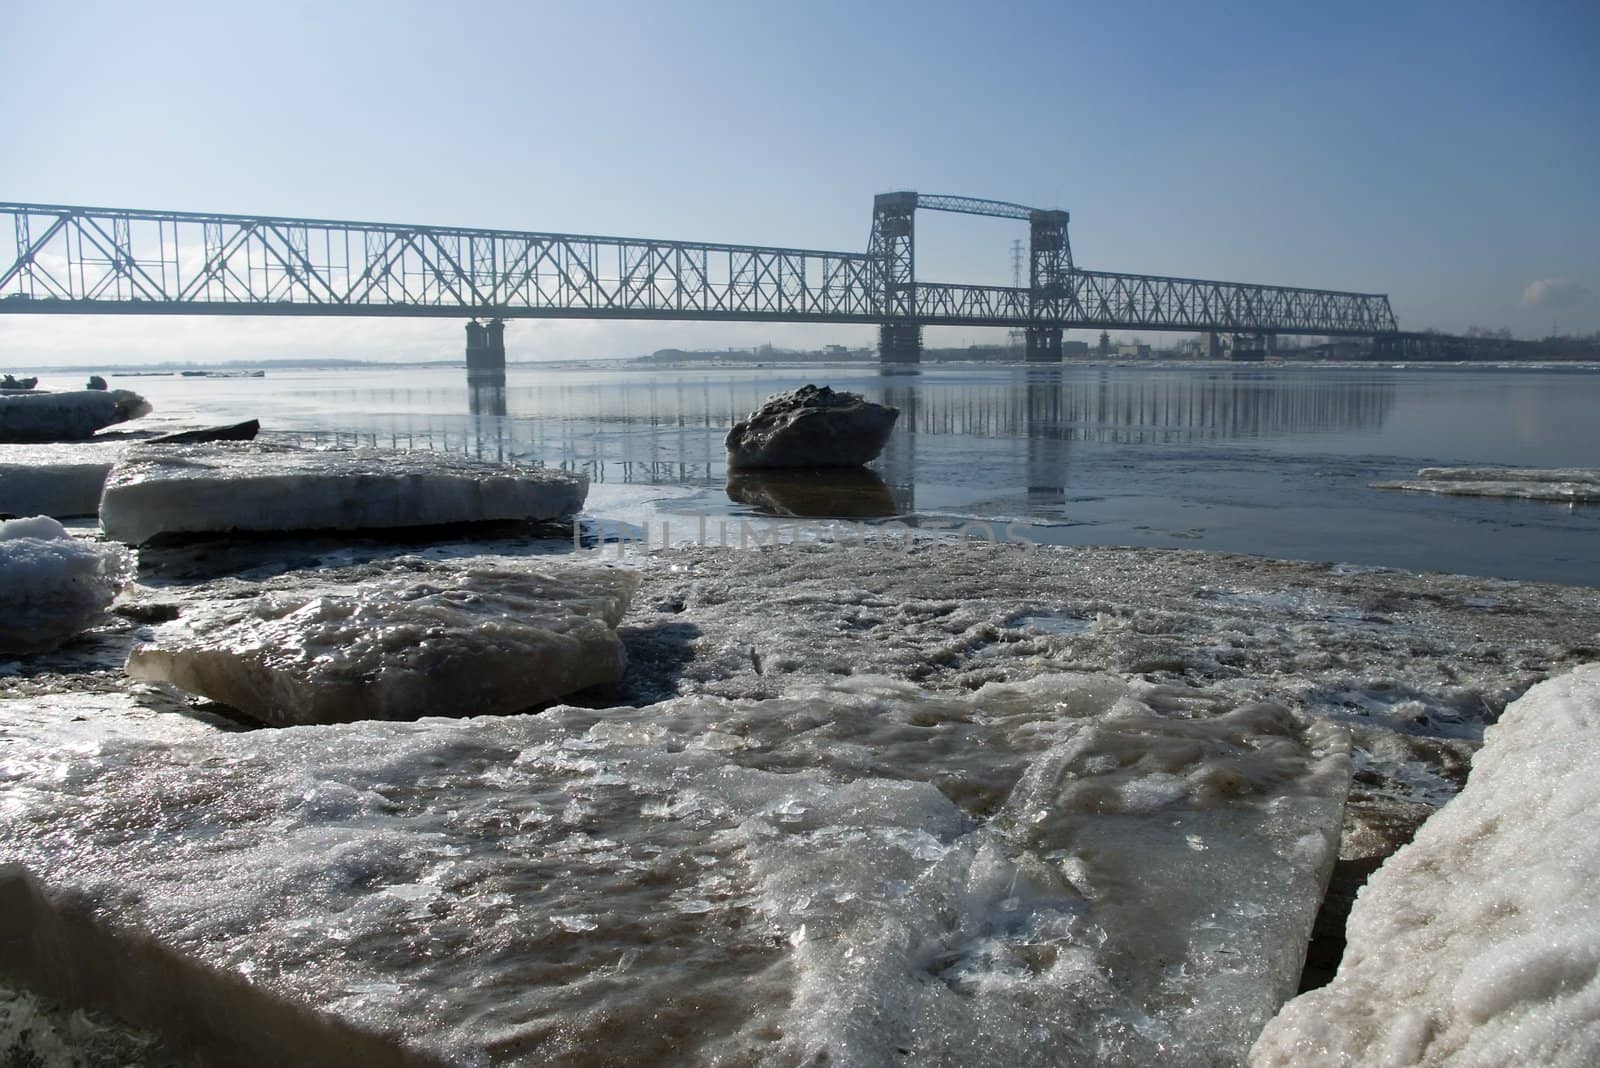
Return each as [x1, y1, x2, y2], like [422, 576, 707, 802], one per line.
[1024, 326, 1063, 361]
[1230, 332, 1267, 362]
[465, 319, 506, 382]
[879, 322, 923, 364]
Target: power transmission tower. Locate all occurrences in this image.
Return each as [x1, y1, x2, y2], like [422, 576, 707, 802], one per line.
[1008, 238, 1025, 353]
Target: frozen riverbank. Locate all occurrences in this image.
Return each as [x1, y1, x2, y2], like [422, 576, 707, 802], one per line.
[3, 536, 1599, 1065]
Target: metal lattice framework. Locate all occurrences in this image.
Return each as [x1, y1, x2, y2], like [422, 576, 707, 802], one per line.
[0, 199, 1398, 337]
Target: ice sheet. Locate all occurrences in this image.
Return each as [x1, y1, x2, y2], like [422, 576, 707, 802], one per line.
[0, 389, 151, 442]
[0, 674, 1346, 1067]
[127, 557, 639, 726]
[1372, 466, 1600, 503]
[0, 441, 128, 518]
[1251, 663, 1600, 1067]
[99, 443, 589, 543]
[0, 516, 131, 654]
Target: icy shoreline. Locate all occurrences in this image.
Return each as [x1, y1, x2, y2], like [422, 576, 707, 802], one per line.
[3, 536, 1599, 1065]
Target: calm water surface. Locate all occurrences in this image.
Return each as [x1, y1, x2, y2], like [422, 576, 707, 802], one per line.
[129, 363, 1600, 586]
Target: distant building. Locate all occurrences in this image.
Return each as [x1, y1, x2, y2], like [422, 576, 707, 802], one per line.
[1064, 341, 1090, 357]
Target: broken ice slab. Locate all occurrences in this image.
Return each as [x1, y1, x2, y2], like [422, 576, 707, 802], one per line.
[127, 557, 639, 726]
[0, 441, 128, 518]
[1251, 663, 1600, 1067]
[0, 389, 152, 443]
[0, 674, 1348, 1066]
[98, 443, 588, 544]
[1372, 465, 1600, 503]
[0, 515, 132, 654]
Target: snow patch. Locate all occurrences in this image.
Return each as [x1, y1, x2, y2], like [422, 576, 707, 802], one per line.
[1251, 663, 1600, 1067]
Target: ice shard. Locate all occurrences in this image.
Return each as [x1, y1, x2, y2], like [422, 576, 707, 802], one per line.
[0, 515, 131, 654]
[98, 443, 588, 544]
[1251, 663, 1600, 1067]
[126, 558, 639, 725]
[0, 674, 1348, 1066]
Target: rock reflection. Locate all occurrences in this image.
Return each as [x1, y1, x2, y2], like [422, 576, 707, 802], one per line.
[726, 467, 900, 518]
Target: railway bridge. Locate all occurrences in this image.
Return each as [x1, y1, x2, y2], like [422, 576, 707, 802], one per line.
[1, 193, 1399, 368]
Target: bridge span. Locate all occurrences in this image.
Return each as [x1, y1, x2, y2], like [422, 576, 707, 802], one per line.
[1, 193, 1398, 366]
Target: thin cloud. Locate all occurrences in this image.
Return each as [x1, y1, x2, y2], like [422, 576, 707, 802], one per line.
[1521, 278, 1592, 309]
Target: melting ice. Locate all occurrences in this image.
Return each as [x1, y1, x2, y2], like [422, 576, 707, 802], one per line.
[0, 673, 1347, 1066]
[127, 557, 640, 726]
[0, 516, 131, 654]
[99, 442, 589, 543]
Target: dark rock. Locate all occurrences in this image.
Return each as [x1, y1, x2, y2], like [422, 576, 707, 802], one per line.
[86, 375, 108, 390]
[144, 419, 261, 445]
[725, 385, 898, 469]
[111, 600, 183, 624]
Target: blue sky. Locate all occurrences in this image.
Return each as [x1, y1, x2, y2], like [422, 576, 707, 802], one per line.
[3, 0, 1596, 364]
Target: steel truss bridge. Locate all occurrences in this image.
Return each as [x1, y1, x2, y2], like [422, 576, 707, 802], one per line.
[0, 193, 1398, 364]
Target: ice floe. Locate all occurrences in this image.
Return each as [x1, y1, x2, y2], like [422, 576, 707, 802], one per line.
[0, 441, 127, 518]
[1251, 662, 1600, 1067]
[0, 389, 152, 442]
[0, 516, 131, 654]
[127, 557, 639, 725]
[1372, 466, 1600, 503]
[0, 673, 1346, 1066]
[98, 442, 588, 543]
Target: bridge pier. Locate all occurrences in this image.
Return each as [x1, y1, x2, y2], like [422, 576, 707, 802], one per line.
[1207, 331, 1222, 359]
[878, 322, 922, 364]
[1230, 332, 1267, 362]
[1024, 326, 1062, 362]
[465, 319, 506, 383]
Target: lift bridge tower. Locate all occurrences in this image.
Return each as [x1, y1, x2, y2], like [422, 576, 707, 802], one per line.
[869, 192, 1074, 363]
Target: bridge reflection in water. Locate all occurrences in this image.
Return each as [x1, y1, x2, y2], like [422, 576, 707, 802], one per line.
[281, 367, 1395, 525]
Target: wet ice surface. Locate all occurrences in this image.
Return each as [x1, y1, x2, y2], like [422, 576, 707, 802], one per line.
[1252, 663, 1600, 1067]
[98, 442, 589, 543]
[2, 540, 1599, 1064]
[1372, 466, 1600, 503]
[619, 543, 1598, 859]
[0, 441, 129, 518]
[1, 672, 1346, 1067]
[127, 558, 640, 726]
[0, 517, 131, 654]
